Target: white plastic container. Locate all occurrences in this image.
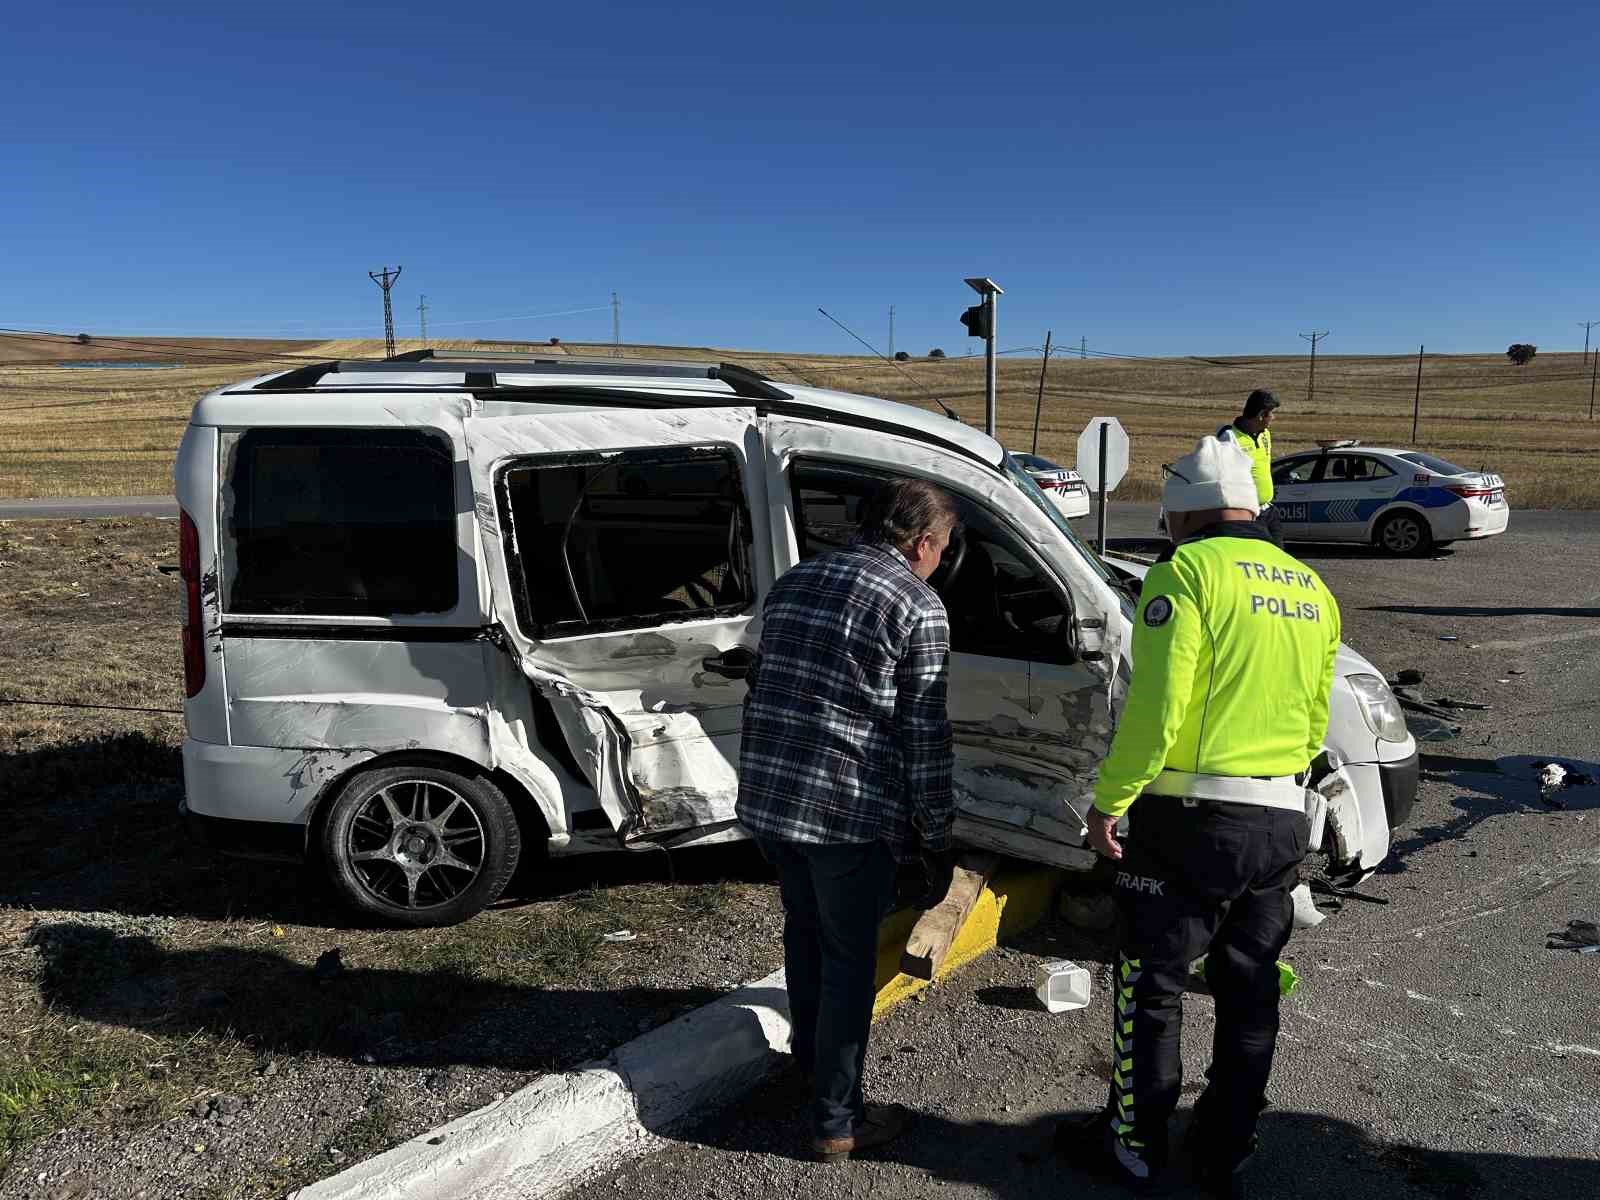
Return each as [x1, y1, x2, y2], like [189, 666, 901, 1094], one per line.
[1035, 959, 1092, 1013]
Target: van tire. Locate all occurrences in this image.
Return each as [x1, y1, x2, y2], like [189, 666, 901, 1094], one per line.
[321, 763, 522, 927]
[1375, 511, 1432, 557]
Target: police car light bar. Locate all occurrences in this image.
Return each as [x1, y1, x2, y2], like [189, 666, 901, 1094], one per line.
[1315, 439, 1361, 449]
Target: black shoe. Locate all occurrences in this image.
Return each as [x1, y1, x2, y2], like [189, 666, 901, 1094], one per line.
[1053, 1112, 1164, 1194]
[1190, 1135, 1258, 1199]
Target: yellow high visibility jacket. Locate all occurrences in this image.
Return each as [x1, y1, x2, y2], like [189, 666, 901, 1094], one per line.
[1092, 523, 1340, 818]
[1218, 423, 1274, 505]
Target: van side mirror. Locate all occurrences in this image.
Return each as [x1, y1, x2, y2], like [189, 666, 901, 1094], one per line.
[1074, 615, 1107, 662]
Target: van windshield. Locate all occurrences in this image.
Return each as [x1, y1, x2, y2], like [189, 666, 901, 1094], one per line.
[1002, 453, 1125, 603]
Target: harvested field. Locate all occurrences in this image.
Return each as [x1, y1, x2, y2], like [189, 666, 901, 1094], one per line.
[0, 518, 782, 1198]
[2, 334, 1596, 507]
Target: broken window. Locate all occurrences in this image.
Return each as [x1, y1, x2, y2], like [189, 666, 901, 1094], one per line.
[499, 446, 753, 637]
[791, 460, 1078, 664]
[222, 428, 458, 616]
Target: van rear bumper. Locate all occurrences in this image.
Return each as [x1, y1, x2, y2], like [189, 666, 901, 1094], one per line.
[181, 739, 375, 827]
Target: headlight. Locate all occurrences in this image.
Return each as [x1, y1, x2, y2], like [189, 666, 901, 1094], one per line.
[1346, 673, 1408, 742]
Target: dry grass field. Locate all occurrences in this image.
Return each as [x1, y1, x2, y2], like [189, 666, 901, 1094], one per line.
[0, 520, 776, 1191]
[3, 332, 1596, 507]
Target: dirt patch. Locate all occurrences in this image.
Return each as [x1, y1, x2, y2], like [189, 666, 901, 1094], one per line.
[0, 518, 784, 1199]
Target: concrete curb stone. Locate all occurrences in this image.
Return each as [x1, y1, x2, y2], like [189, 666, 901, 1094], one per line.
[292, 867, 1060, 1200]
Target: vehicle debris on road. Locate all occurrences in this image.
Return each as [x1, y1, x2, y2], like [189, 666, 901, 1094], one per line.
[1546, 919, 1600, 951]
[602, 930, 639, 943]
[1535, 762, 1596, 808]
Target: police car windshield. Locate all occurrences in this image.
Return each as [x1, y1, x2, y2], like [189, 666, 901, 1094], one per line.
[1002, 454, 1130, 612]
[1397, 451, 1469, 476]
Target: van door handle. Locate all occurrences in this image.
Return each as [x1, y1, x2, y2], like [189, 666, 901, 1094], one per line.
[701, 646, 756, 679]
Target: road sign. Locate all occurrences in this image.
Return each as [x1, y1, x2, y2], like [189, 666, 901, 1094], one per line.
[1075, 417, 1129, 493]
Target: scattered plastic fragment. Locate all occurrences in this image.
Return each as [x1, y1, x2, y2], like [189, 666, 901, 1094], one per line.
[1291, 883, 1326, 929]
[602, 930, 638, 943]
[1432, 697, 1490, 711]
[1536, 762, 1597, 808]
[1438, 635, 1458, 642]
[1035, 960, 1092, 1013]
[1546, 919, 1600, 951]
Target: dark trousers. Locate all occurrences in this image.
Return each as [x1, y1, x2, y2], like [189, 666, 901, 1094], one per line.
[1258, 503, 1286, 548]
[1105, 800, 1307, 1168]
[756, 837, 898, 1140]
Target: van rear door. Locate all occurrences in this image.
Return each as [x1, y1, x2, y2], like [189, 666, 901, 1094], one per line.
[467, 405, 769, 845]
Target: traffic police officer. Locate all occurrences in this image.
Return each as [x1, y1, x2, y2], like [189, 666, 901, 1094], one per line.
[1217, 389, 1282, 547]
[1066, 435, 1340, 1195]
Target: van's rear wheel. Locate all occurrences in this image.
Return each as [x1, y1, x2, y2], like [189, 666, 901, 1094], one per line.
[322, 764, 521, 927]
[1375, 511, 1432, 557]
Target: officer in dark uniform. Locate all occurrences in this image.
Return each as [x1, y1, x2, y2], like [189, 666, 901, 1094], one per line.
[1061, 435, 1340, 1196]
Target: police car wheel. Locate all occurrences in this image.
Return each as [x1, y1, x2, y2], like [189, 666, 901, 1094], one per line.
[321, 762, 523, 927]
[1375, 512, 1432, 557]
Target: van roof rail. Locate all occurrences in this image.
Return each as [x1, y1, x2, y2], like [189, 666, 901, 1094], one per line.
[254, 352, 792, 402]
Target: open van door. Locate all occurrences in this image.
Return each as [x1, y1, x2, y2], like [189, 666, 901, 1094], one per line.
[767, 418, 1125, 871]
[465, 405, 770, 845]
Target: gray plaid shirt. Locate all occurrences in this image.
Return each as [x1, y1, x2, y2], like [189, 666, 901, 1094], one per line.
[735, 541, 954, 860]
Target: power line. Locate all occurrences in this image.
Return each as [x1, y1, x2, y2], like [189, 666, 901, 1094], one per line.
[815, 307, 958, 419]
[368, 265, 402, 359]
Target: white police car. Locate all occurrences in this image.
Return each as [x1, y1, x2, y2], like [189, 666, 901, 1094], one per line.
[1270, 442, 1510, 555]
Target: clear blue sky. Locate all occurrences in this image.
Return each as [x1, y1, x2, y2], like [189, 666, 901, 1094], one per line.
[6, 1, 1598, 357]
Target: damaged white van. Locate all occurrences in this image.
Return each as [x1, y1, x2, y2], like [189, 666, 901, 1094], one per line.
[175, 353, 1418, 925]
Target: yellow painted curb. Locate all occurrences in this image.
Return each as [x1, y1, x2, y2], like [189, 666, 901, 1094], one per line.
[870, 867, 1061, 1019]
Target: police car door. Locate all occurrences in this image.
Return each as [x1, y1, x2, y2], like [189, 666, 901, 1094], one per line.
[769, 421, 1116, 870]
[467, 404, 769, 846]
[1269, 454, 1322, 538]
[1322, 453, 1400, 542]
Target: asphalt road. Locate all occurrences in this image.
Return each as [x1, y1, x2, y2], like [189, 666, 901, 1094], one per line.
[569, 511, 1600, 1200]
[0, 495, 178, 519]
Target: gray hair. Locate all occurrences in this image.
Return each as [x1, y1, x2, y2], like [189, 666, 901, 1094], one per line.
[858, 478, 960, 552]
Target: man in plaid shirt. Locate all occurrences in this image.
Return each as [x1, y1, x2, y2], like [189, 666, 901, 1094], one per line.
[737, 477, 959, 1163]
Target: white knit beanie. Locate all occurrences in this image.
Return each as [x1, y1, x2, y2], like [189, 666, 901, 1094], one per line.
[1162, 436, 1261, 515]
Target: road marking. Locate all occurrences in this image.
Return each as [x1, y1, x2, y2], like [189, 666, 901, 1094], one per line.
[1470, 625, 1600, 652]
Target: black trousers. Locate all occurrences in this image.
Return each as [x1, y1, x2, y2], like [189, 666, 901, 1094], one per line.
[1257, 503, 1286, 548]
[756, 837, 898, 1140]
[1105, 800, 1308, 1168]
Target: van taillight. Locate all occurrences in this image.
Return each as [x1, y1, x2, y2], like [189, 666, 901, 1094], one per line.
[180, 510, 205, 698]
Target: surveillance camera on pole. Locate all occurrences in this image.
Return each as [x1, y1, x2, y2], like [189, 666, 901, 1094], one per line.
[962, 277, 1003, 437]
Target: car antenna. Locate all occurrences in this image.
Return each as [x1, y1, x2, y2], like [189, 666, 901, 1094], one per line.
[815, 307, 962, 422]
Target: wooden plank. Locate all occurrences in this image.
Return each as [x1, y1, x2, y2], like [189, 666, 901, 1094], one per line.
[899, 852, 1000, 981]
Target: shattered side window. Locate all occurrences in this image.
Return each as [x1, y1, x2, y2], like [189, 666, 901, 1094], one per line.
[499, 446, 753, 638]
[223, 428, 458, 616]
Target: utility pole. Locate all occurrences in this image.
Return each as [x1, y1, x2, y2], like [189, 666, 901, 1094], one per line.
[963, 278, 1003, 438]
[611, 292, 621, 357]
[1298, 329, 1329, 404]
[889, 305, 895, 358]
[1032, 331, 1053, 455]
[1590, 340, 1598, 420]
[1079, 335, 1087, 360]
[417, 294, 428, 348]
[1411, 344, 1424, 442]
[368, 266, 402, 358]
[1581, 320, 1598, 372]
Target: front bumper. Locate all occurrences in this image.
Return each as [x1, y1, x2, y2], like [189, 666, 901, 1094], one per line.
[1379, 751, 1419, 829]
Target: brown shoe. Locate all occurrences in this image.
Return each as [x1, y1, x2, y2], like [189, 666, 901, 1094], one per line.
[811, 1103, 910, 1163]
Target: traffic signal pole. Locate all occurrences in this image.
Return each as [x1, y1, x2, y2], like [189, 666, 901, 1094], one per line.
[963, 278, 1003, 438]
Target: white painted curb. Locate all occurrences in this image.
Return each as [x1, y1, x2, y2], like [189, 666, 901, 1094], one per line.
[290, 969, 792, 1200]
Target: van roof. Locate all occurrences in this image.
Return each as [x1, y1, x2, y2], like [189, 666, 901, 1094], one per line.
[194, 353, 1006, 469]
